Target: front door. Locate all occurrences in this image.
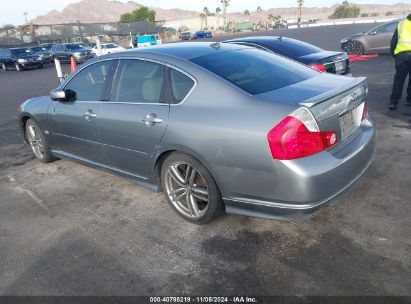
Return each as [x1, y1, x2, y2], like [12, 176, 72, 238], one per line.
[97, 59, 170, 179]
[49, 60, 115, 163]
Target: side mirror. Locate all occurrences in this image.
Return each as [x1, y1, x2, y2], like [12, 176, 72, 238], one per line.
[50, 88, 66, 101]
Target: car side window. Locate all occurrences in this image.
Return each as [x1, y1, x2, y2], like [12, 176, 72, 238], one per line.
[64, 61, 113, 102]
[169, 68, 195, 103]
[111, 59, 165, 103]
[378, 22, 397, 33]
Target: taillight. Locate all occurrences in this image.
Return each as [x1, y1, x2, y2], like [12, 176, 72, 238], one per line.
[267, 107, 338, 160]
[310, 63, 327, 72]
[362, 102, 368, 121]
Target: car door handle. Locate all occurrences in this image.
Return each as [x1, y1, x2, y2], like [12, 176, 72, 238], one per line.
[83, 110, 97, 121]
[142, 113, 163, 126]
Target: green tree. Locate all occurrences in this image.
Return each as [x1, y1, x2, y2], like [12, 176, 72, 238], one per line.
[201, 7, 212, 29]
[329, 1, 361, 19]
[120, 6, 156, 23]
[361, 13, 369, 17]
[257, 6, 262, 12]
[244, 10, 250, 16]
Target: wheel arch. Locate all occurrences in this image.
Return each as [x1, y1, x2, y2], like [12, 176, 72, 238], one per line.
[20, 114, 34, 144]
[153, 146, 224, 195]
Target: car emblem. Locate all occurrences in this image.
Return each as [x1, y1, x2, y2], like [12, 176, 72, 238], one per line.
[350, 87, 364, 101]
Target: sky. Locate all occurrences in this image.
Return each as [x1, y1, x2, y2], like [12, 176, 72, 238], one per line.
[0, 0, 409, 25]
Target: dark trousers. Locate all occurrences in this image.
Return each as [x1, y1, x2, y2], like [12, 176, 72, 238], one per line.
[390, 52, 411, 104]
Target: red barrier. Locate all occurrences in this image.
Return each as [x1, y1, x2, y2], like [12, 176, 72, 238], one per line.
[349, 54, 379, 62]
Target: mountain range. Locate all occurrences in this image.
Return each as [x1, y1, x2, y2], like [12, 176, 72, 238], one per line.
[30, 0, 411, 25]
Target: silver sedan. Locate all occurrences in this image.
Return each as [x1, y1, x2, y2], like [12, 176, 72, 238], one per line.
[18, 42, 376, 224]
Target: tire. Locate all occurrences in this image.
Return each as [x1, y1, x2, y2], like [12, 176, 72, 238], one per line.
[15, 62, 22, 72]
[348, 40, 364, 55]
[1, 62, 7, 71]
[161, 152, 224, 224]
[25, 118, 56, 163]
[38, 63, 43, 69]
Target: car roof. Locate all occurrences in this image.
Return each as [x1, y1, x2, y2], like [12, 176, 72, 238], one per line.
[118, 42, 248, 60]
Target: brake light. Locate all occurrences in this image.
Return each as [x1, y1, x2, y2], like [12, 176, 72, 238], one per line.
[310, 63, 327, 72]
[267, 107, 338, 160]
[362, 102, 368, 121]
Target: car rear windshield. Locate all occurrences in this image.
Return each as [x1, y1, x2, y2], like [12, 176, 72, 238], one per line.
[260, 39, 323, 58]
[191, 48, 318, 95]
[66, 44, 85, 51]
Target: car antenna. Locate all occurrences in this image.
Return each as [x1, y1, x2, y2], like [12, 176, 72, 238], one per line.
[210, 42, 221, 49]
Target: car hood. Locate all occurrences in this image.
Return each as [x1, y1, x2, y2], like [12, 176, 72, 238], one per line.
[343, 32, 365, 41]
[15, 54, 39, 59]
[256, 73, 365, 107]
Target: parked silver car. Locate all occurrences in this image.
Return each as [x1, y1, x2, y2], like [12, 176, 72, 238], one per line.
[18, 42, 375, 224]
[341, 19, 399, 54]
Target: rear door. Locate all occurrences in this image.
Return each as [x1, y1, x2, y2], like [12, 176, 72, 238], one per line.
[97, 58, 170, 179]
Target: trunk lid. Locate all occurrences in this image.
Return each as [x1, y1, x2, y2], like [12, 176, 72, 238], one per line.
[300, 51, 350, 74]
[256, 74, 368, 144]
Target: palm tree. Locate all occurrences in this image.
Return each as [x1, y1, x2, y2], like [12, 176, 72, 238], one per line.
[244, 10, 250, 17]
[203, 7, 210, 29]
[216, 7, 222, 29]
[199, 12, 207, 30]
[220, 0, 230, 29]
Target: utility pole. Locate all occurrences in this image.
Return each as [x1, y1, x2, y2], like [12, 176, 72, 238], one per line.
[23, 12, 28, 25]
[297, 0, 303, 28]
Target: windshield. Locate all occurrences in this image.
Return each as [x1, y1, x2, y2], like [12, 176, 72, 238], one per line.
[105, 43, 118, 49]
[66, 44, 85, 51]
[31, 47, 48, 52]
[40, 44, 53, 50]
[10, 48, 33, 56]
[191, 48, 318, 95]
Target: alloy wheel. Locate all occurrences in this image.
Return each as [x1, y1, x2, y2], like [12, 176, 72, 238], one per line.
[164, 161, 209, 219]
[27, 124, 44, 159]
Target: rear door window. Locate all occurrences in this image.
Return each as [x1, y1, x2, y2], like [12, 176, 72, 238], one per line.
[191, 48, 318, 95]
[111, 59, 165, 103]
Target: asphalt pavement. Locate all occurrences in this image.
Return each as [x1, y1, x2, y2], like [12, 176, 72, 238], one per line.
[0, 24, 410, 296]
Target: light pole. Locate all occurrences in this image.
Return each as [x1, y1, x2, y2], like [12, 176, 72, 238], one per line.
[297, 0, 303, 28]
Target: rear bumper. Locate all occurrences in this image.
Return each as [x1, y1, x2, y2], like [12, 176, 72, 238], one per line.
[218, 116, 376, 220]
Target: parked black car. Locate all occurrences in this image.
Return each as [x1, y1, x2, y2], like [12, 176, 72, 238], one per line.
[224, 36, 351, 75]
[50, 43, 94, 64]
[1, 47, 43, 71]
[30, 46, 53, 63]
